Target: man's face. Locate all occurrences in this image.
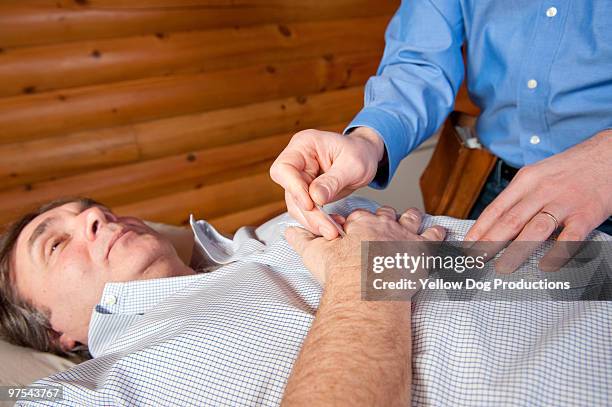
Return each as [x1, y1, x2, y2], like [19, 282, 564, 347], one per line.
[11, 201, 187, 348]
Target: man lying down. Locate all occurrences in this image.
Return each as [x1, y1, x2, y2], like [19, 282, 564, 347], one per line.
[0, 196, 610, 406]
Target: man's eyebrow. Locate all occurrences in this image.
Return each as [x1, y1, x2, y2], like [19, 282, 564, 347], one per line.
[28, 216, 58, 255]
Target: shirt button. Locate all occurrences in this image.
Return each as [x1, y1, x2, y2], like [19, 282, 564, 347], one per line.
[527, 79, 538, 89]
[546, 7, 558, 17]
[103, 295, 117, 306]
[530, 135, 541, 145]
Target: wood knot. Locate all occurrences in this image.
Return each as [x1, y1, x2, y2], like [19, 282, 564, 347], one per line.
[187, 153, 197, 162]
[278, 25, 292, 37]
[91, 49, 102, 58]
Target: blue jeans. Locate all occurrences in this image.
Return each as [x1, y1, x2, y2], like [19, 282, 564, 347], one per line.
[468, 161, 612, 236]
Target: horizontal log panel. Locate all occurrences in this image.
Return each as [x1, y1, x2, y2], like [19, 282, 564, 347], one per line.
[0, 128, 139, 188]
[0, 161, 280, 228]
[0, 135, 283, 224]
[0, 17, 388, 98]
[135, 86, 363, 159]
[0, 124, 343, 221]
[0, 157, 274, 227]
[208, 200, 287, 234]
[23, 0, 391, 8]
[0, 88, 361, 188]
[0, 1, 398, 48]
[112, 169, 284, 226]
[0, 52, 378, 143]
[0, 123, 350, 225]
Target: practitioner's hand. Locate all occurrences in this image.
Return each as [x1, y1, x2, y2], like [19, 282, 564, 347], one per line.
[465, 130, 612, 273]
[285, 206, 446, 285]
[270, 127, 384, 240]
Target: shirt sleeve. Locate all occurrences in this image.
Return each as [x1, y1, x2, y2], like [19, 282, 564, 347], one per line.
[345, 0, 465, 188]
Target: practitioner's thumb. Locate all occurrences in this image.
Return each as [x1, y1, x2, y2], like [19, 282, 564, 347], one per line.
[285, 226, 316, 256]
[309, 166, 351, 206]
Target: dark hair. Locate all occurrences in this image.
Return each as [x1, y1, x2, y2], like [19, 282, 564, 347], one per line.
[0, 197, 99, 358]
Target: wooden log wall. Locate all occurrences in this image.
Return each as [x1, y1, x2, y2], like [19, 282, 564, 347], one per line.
[0, 0, 399, 232]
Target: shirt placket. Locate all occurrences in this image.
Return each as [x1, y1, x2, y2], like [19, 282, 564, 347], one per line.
[516, 0, 570, 165]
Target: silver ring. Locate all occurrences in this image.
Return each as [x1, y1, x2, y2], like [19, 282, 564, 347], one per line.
[540, 211, 559, 230]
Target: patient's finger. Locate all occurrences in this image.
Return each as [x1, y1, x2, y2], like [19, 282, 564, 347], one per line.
[376, 205, 397, 221]
[398, 207, 422, 234]
[420, 226, 446, 242]
[285, 226, 316, 256]
[330, 214, 346, 225]
[346, 209, 375, 223]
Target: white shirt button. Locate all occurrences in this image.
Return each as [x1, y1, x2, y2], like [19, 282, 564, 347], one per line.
[546, 7, 558, 17]
[527, 79, 538, 89]
[530, 135, 541, 145]
[103, 295, 117, 306]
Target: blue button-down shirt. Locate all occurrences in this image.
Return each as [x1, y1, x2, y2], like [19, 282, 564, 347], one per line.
[348, 0, 612, 188]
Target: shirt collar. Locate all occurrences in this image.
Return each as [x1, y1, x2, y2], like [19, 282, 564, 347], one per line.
[94, 273, 205, 316]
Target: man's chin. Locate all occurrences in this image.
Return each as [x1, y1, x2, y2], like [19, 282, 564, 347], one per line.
[109, 234, 183, 280]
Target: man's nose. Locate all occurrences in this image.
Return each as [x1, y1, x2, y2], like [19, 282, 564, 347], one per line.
[81, 206, 112, 241]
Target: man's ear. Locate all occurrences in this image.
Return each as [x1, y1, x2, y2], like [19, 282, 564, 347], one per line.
[58, 333, 77, 353]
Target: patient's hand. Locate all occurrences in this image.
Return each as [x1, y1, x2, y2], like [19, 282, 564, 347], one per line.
[285, 206, 446, 285]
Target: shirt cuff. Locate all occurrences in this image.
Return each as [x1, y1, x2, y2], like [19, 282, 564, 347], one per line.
[344, 107, 408, 189]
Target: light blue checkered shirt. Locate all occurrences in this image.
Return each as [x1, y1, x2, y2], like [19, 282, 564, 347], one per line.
[20, 197, 612, 406]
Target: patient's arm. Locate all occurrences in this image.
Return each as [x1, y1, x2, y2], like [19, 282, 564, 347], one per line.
[281, 207, 445, 406]
[283, 262, 412, 406]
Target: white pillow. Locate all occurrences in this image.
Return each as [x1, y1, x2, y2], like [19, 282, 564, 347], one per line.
[0, 339, 75, 386]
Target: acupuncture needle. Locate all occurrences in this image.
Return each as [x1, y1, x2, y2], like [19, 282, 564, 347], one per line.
[295, 203, 346, 238]
[314, 204, 346, 238]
